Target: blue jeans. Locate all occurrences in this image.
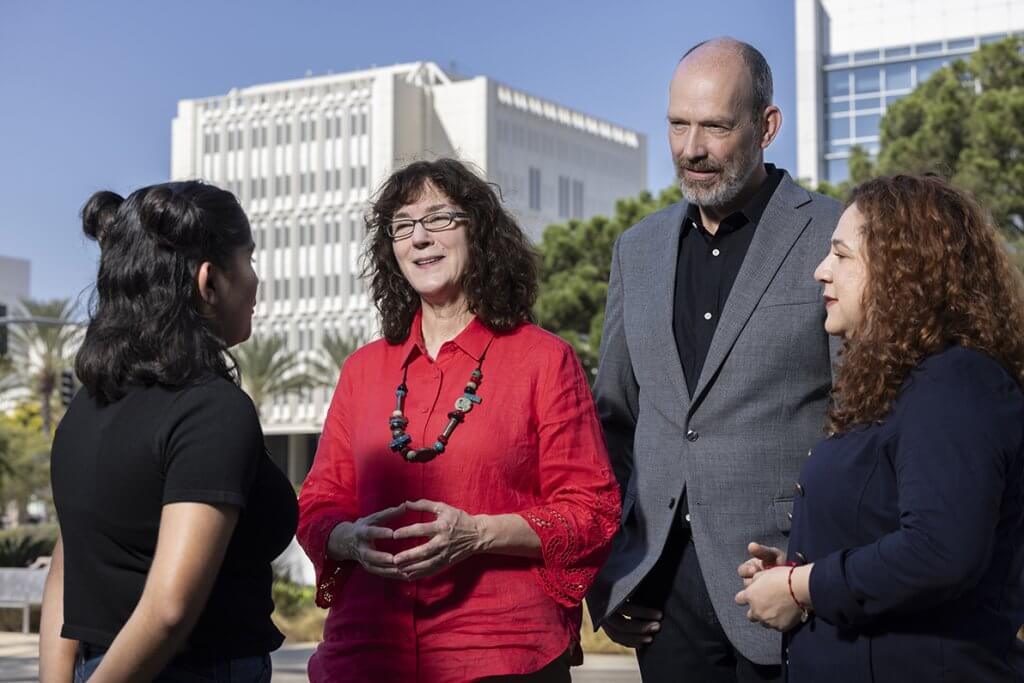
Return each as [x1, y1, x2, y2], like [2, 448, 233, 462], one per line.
[74, 648, 272, 683]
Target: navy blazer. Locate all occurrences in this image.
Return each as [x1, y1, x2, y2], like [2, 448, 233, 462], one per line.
[785, 346, 1024, 682]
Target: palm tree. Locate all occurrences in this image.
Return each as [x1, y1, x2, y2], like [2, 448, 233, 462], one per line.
[314, 330, 363, 385]
[234, 335, 324, 418]
[10, 298, 81, 435]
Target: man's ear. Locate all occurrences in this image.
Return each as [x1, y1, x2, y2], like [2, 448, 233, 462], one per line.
[197, 261, 218, 307]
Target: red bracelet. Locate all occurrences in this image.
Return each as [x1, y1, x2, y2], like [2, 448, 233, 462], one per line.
[787, 566, 810, 622]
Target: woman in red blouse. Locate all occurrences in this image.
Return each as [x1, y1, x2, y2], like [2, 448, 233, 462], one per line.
[297, 158, 621, 682]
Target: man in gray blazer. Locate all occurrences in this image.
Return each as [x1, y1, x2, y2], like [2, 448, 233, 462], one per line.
[587, 38, 841, 682]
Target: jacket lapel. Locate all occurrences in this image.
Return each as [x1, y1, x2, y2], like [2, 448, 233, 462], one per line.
[641, 201, 692, 417]
[689, 174, 813, 409]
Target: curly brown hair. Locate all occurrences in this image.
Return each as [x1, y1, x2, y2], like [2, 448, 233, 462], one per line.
[363, 158, 538, 343]
[828, 175, 1024, 433]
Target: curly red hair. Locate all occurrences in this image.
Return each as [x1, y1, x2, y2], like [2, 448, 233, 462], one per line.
[829, 175, 1024, 433]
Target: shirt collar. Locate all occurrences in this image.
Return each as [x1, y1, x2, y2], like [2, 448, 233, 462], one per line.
[398, 307, 497, 367]
[684, 163, 783, 234]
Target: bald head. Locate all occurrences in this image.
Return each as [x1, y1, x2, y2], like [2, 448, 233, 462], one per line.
[677, 38, 773, 125]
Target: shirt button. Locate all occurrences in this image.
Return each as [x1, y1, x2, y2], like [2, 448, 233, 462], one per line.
[686, 429, 699, 442]
[794, 551, 807, 565]
[685, 513, 692, 522]
[795, 482, 805, 496]
[712, 248, 721, 256]
[787, 511, 793, 521]
[703, 312, 712, 321]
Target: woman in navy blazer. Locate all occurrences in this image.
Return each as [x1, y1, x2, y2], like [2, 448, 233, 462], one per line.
[735, 174, 1024, 682]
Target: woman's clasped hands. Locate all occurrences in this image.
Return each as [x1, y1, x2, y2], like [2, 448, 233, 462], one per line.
[328, 499, 485, 581]
[734, 542, 812, 632]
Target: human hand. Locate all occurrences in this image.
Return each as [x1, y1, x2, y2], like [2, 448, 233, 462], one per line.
[391, 499, 484, 581]
[600, 602, 663, 648]
[327, 503, 407, 580]
[738, 542, 787, 587]
[734, 565, 804, 632]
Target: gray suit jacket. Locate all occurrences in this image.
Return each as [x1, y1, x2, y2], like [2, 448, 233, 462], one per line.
[587, 173, 842, 665]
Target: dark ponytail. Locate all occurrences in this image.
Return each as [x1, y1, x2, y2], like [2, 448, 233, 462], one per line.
[81, 191, 124, 246]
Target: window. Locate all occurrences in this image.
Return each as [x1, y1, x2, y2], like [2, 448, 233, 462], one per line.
[948, 37, 975, 50]
[528, 168, 541, 211]
[853, 49, 880, 63]
[916, 41, 942, 55]
[827, 117, 850, 141]
[885, 63, 913, 90]
[883, 45, 911, 59]
[571, 180, 584, 219]
[825, 53, 849, 66]
[853, 97, 881, 112]
[853, 67, 881, 94]
[916, 57, 948, 83]
[854, 113, 882, 139]
[826, 99, 850, 114]
[349, 217, 361, 242]
[557, 176, 570, 218]
[827, 71, 850, 98]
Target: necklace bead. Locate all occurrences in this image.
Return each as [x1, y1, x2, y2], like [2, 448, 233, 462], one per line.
[387, 339, 493, 463]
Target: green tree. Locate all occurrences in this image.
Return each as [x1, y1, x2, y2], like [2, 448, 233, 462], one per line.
[10, 298, 80, 435]
[234, 335, 324, 418]
[314, 331, 362, 385]
[0, 404, 52, 525]
[535, 186, 683, 377]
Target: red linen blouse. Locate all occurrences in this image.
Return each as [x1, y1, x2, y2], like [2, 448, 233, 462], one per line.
[297, 312, 620, 682]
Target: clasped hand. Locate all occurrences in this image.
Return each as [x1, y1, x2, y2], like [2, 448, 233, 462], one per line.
[329, 499, 482, 581]
[734, 542, 804, 632]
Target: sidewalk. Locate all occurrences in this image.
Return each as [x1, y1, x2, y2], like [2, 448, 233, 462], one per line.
[0, 632, 640, 682]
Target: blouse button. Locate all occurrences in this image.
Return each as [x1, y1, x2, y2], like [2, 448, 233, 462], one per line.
[795, 482, 805, 497]
[686, 429, 699, 442]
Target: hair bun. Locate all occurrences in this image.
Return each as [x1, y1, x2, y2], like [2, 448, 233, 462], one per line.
[82, 191, 124, 244]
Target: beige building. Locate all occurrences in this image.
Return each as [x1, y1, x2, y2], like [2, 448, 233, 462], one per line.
[170, 61, 647, 482]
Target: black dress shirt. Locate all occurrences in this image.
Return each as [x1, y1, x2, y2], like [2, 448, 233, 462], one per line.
[673, 165, 783, 397]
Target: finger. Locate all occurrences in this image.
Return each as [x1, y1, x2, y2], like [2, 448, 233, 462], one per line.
[360, 549, 397, 568]
[747, 609, 759, 623]
[392, 521, 445, 541]
[404, 499, 444, 514]
[394, 539, 445, 567]
[363, 565, 407, 580]
[365, 503, 407, 524]
[735, 590, 748, 606]
[358, 525, 396, 542]
[602, 624, 654, 648]
[605, 613, 659, 635]
[398, 558, 448, 580]
[738, 559, 762, 578]
[748, 542, 784, 563]
[620, 604, 664, 621]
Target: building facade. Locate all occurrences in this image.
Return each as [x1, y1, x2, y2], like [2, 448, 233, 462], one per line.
[170, 61, 647, 481]
[796, 0, 1024, 186]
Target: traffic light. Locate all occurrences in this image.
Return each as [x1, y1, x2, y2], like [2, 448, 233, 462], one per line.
[0, 304, 6, 357]
[60, 369, 76, 408]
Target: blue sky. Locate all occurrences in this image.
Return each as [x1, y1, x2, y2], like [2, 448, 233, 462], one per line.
[0, 0, 796, 304]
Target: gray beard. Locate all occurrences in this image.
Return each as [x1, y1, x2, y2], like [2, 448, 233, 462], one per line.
[677, 149, 763, 211]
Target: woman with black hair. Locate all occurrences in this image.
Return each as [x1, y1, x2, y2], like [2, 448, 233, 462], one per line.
[297, 158, 620, 682]
[39, 182, 298, 683]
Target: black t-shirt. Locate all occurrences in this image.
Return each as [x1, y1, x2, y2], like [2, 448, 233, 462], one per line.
[50, 375, 299, 660]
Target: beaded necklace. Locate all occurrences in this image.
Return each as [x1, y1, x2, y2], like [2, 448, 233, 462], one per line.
[388, 337, 494, 463]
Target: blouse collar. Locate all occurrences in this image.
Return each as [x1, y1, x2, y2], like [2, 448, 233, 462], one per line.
[399, 307, 496, 366]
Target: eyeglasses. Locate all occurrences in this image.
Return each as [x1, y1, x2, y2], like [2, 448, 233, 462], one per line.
[386, 210, 469, 240]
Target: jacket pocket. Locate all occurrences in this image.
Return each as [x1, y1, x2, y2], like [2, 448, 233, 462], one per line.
[772, 497, 794, 535]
